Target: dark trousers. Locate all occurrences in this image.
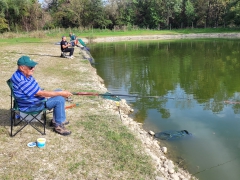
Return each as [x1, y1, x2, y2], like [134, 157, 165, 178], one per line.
[63, 48, 74, 56]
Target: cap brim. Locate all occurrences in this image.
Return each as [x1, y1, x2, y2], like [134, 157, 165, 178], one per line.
[28, 61, 38, 67]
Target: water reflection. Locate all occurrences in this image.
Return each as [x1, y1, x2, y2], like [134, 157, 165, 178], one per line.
[90, 39, 240, 180]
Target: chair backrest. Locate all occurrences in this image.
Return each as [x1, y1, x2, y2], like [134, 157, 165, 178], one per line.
[6, 79, 46, 114]
[6, 79, 19, 110]
[6, 79, 14, 92]
[78, 39, 86, 47]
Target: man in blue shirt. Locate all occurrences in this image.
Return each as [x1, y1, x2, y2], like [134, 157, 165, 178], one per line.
[11, 56, 72, 136]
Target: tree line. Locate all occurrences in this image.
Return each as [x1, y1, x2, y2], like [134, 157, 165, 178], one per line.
[0, 0, 240, 33]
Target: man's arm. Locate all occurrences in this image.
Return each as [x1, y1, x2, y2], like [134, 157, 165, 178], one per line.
[62, 43, 70, 49]
[36, 90, 72, 98]
[61, 41, 70, 49]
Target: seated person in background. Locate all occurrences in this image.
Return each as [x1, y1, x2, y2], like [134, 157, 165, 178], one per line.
[60, 36, 74, 58]
[11, 56, 72, 136]
[69, 32, 79, 47]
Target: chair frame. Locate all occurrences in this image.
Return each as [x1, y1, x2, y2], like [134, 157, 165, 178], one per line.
[60, 51, 67, 58]
[7, 79, 47, 137]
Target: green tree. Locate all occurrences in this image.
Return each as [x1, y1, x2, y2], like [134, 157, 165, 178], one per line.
[134, 0, 163, 29]
[162, 0, 183, 28]
[224, 0, 240, 26]
[0, 17, 8, 32]
[3, 0, 43, 31]
[185, 0, 195, 27]
[85, 0, 111, 28]
[0, 0, 9, 31]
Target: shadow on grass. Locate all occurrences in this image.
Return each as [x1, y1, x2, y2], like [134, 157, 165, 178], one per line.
[0, 108, 10, 127]
[0, 108, 54, 136]
[11, 52, 61, 58]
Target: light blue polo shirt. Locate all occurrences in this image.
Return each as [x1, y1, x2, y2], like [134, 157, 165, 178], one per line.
[11, 70, 45, 111]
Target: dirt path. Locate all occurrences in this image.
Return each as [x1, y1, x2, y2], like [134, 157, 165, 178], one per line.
[91, 33, 240, 43]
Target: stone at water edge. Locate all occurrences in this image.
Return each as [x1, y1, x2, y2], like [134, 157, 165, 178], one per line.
[169, 169, 175, 174]
[162, 147, 167, 154]
[148, 130, 155, 136]
[155, 176, 166, 180]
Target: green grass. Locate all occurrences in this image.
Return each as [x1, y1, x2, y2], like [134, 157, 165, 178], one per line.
[1, 27, 240, 43]
[0, 37, 43, 44]
[174, 27, 240, 34]
[47, 27, 240, 38]
[79, 112, 153, 176]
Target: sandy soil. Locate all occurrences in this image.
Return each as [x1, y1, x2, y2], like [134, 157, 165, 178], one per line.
[91, 33, 240, 43]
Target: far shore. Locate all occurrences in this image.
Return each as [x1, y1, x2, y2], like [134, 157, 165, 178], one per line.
[90, 33, 240, 43]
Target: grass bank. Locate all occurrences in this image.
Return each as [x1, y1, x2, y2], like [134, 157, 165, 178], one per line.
[1, 27, 240, 41]
[45, 27, 240, 38]
[0, 38, 159, 179]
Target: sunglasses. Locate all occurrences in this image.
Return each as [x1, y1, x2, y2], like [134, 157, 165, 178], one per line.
[26, 66, 35, 70]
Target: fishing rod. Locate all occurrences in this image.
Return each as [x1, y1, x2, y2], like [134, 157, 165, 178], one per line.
[71, 92, 185, 99]
[65, 103, 80, 109]
[73, 92, 138, 97]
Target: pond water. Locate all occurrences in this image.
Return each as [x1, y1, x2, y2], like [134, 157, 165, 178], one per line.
[90, 39, 240, 180]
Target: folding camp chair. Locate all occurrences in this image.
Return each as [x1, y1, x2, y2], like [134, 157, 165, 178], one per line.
[60, 51, 67, 58]
[6, 79, 47, 137]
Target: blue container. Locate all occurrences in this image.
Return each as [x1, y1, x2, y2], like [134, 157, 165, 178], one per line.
[37, 138, 46, 148]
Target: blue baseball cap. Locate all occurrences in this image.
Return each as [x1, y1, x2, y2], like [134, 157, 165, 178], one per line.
[17, 56, 38, 67]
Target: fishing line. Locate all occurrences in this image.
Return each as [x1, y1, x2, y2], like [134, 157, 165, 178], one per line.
[72, 92, 240, 105]
[193, 156, 239, 176]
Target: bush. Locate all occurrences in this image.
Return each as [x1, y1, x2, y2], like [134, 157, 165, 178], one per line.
[0, 17, 8, 33]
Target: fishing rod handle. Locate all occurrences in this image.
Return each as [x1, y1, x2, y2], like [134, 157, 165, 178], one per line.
[72, 92, 99, 96]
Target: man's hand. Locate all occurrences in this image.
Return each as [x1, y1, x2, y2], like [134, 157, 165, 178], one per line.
[36, 90, 72, 98]
[60, 91, 73, 98]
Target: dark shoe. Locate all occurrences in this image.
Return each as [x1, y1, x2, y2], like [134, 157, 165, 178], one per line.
[62, 121, 70, 125]
[50, 120, 69, 127]
[54, 125, 71, 136]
